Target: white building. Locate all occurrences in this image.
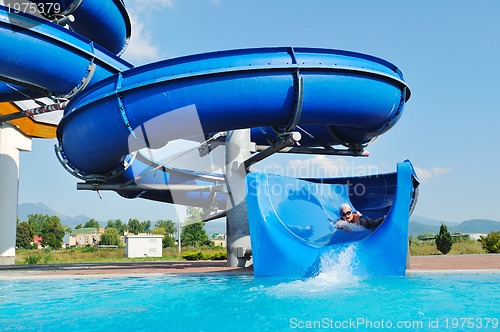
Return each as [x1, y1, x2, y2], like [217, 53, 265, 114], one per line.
[125, 234, 164, 258]
[468, 233, 487, 241]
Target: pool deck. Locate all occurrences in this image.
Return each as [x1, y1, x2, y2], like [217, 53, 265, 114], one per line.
[407, 254, 500, 275]
[0, 254, 499, 279]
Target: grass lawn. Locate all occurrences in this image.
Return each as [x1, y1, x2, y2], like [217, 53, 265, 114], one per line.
[409, 240, 486, 256]
[16, 246, 226, 264]
[15, 240, 488, 265]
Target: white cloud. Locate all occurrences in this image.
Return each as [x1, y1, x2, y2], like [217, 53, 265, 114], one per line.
[121, 11, 161, 65]
[414, 166, 452, 182]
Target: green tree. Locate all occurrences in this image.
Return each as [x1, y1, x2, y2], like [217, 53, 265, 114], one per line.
[127, 218, 143, 234]
[185, 206, 202, 224]
[106, 219, 125, 235]
[42, 233, 57, 249]
[16, 222, 34, 248]
[181, 222, 210, 247]
[27, 213, 45, 235]
[479, 232, 500, 253]
[106, 220, 116, 228]
[155, 219, 176, 236]
[181, 207, 212, 247]
[436, 223, 452, 254]
[164, 235, 175, 248]
[75, 224, 82, 229]
[141, 220, 151, 233]
[27, 214, 65, 248]
[100, 227, 121, 246]
[152, 227, 175, 248]
[84, 219, 100, 229]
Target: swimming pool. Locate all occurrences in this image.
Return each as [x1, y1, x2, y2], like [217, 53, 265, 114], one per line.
[1, 269, 499, 331]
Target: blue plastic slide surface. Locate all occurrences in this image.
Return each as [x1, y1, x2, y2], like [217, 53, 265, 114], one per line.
[0, 4, 132, 101]
[27, 0, 131, 55]
[54, 47, 410, 209]
[0, 4, 411, 208]
[246, 161, 419, 278]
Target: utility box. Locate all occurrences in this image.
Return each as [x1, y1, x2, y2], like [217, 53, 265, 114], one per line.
[125, 234, 164, 258]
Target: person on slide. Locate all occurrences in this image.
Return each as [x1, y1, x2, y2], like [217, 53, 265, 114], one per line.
[335, 203, 384, 232]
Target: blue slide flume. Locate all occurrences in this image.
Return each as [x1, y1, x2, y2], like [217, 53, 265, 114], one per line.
[247, 161, 419, 278]
[0, 0, 417, 278]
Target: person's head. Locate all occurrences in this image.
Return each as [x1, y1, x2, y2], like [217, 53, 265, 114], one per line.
[339, 203, 354, 222]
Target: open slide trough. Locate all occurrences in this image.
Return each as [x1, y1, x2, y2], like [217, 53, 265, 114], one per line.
[247, 161, 419, 278]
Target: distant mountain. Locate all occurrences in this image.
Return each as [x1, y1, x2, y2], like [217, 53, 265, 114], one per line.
[410, 215, 459, 227]
[409, 217, 500, 237]
[409, 222, 439, 237]
[450, 219, 500, 234]
[18, 203, 92, 229]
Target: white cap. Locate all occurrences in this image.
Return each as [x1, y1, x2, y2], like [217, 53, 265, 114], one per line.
[339, 203, 352, 213]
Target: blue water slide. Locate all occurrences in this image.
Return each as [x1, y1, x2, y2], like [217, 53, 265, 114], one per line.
[246, 161, 419, 278]
[0, 3, 228, 209]
[28, 0, 131, 55]
[0, 4, 132, 101]
[57, 47, 410, 178]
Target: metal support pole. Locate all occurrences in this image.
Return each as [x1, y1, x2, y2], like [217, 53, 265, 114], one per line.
[0, 101, 68, 123]
[243, 132, 301, 169]
[176, 205, 181, 254]
[77, 183, 223, 192]
[225, 129, 252, 267]
[0, 123, 32, 264]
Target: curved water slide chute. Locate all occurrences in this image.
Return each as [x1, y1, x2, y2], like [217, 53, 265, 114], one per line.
[0, 2, 227, 209]
[0, 3, 411, 208]
[55, 46, 410, 207]
[246, 161, 419, 278]
[0, 2, 132, 102]
[28, 0, 131, 55]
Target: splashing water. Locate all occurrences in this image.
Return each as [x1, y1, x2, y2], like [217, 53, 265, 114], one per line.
[315, 244, 360, 284]
[263, 244, 360, 297]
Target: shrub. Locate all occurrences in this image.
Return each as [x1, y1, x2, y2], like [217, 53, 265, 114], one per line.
[436, 223, 452, 254]
[25, 244, 38, 250]
[182, 251, 203, 261]
[24, 253, 42, 264]
[182, 251, 211, 261]
[43, 253, 53, 264]
[479, 232, 500, 253]
[82, 245, 97, 253]
[210, 252, 227, 260]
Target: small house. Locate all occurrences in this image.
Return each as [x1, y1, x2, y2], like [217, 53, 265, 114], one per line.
[125, 234, 164, 258]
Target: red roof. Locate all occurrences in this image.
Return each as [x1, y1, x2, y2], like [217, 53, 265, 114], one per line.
[33, 236, 43, 245]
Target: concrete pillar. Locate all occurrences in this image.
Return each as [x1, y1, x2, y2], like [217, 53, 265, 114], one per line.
[0, 123, 32, 265]
[225, 129, 252, 267]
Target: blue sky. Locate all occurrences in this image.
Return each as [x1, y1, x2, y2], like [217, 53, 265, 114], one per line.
[18, 0, 500, 224]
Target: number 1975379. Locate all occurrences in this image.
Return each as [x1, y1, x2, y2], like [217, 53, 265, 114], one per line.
[6, 1, 62, 16]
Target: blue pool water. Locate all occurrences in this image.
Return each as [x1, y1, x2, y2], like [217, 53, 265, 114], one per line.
[1, 252, 499, 332]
